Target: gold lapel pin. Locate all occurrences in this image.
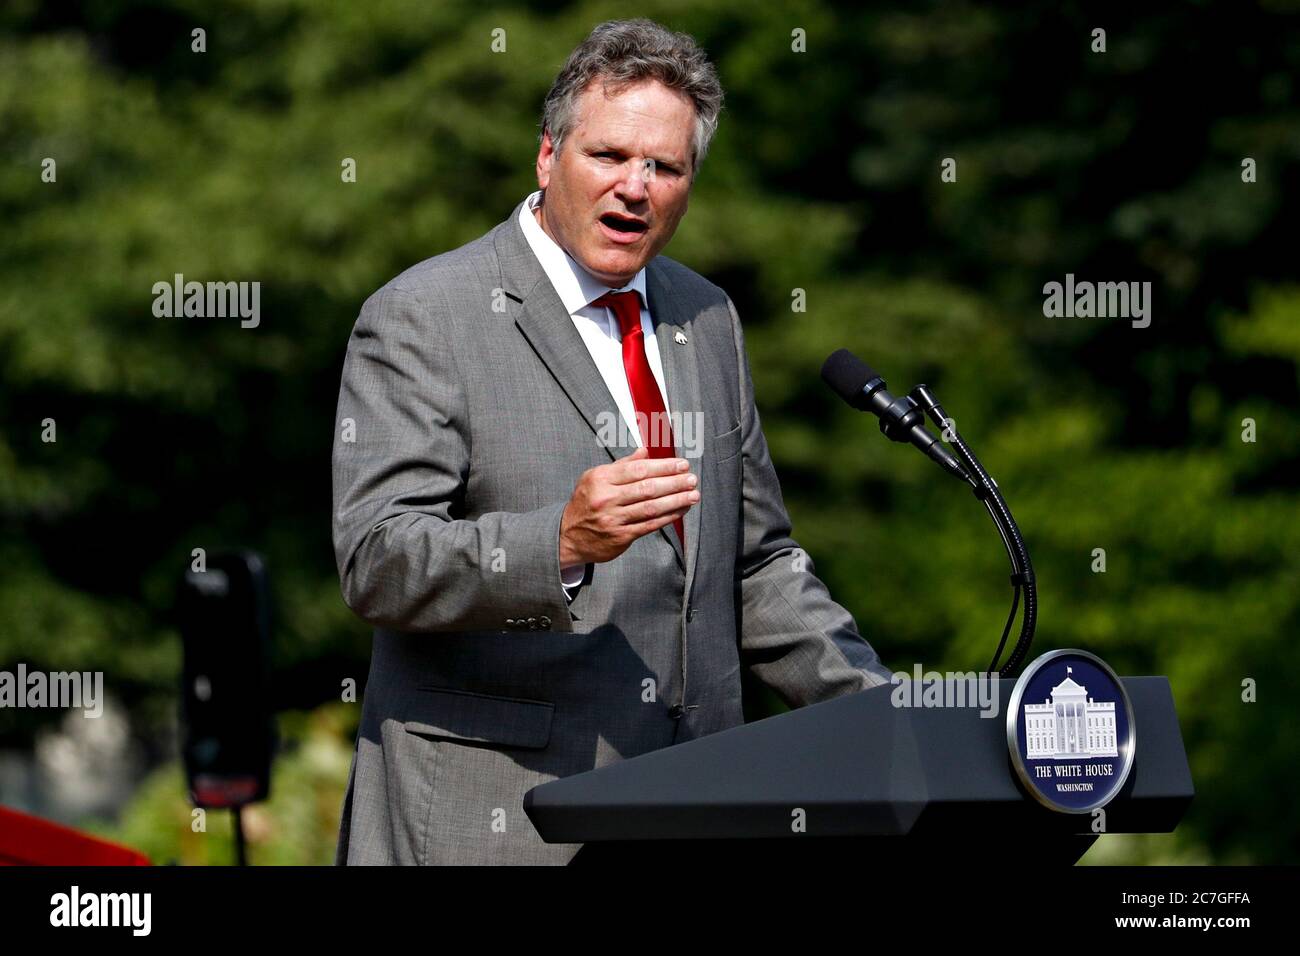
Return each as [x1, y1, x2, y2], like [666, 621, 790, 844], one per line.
[674, 331, 688, 345]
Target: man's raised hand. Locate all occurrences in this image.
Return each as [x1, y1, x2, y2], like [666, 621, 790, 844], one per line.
[558, 445, 698, 566]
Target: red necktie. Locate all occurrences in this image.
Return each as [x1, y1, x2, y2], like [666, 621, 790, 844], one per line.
[591, 290, 685, 550]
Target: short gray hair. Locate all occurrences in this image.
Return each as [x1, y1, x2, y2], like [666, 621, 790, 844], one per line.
[539, 19, 725, 174]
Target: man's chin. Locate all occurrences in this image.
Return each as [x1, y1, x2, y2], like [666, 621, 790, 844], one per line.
[584, 253, 647, 286]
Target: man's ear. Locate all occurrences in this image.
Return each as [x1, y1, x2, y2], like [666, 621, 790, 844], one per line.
[536, 130, 555, 189]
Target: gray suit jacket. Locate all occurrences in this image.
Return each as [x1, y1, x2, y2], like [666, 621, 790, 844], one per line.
[331, 199, 894, 865]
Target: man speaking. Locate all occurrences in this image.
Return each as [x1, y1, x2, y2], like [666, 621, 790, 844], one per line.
[331, 18, 893, 865]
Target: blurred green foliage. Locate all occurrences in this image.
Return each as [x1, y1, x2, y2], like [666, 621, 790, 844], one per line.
[1, 1, 1297, 864]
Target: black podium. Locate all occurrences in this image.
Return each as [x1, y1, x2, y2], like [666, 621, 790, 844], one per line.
[523, 677, 1193, 865]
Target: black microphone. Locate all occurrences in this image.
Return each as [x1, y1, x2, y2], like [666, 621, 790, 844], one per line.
[821, 348, 970, 483]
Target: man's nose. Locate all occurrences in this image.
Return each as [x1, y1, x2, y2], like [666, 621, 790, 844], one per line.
[614, 159, 652, 202]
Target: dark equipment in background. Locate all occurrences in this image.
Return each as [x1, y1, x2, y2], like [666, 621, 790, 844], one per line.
[178, 550, 275, 865]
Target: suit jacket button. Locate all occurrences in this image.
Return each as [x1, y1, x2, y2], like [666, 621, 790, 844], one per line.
[539, 615, 552, 629]
[505, 618, 516, 627]
[668, 704, 685, 719]
[527, 617, 538, 629]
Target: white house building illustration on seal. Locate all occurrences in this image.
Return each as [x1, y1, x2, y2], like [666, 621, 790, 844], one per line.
[1023, 666, 1118, 759]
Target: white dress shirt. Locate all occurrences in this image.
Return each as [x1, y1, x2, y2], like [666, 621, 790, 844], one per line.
[517, 190, 673, 593]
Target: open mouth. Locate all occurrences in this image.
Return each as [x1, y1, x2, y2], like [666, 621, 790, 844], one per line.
[599, 213, 648, 235]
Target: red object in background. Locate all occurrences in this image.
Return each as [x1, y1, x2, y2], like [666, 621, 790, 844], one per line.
[0, 805, 150, 866]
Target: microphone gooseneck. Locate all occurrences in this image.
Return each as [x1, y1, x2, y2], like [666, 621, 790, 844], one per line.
[822, 349, 1036, 676]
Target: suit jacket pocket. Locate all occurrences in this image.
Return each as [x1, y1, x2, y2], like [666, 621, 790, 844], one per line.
[713, 422, 742, 463]
[403, 686, 553, 750]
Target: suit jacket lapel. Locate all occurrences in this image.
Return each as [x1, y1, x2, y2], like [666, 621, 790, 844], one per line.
[497, 202, 627, 458]
[647, 261, 702, 588]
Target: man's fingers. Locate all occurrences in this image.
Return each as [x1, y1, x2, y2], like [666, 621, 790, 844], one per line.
[623, 503, 693, 540]
[614, 472, 697, 505]
[620, 489, 698, 523]
[607, 452, 690, 485]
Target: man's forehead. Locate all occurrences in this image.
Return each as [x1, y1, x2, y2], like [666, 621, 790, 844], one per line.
[573, 80, 693, 152]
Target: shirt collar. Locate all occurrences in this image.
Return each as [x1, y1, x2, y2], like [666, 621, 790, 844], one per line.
[518, 190, 648, 314]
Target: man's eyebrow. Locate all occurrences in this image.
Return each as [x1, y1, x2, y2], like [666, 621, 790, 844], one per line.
[588, 143, 685, 168]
